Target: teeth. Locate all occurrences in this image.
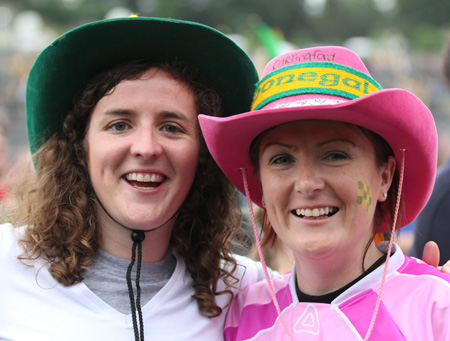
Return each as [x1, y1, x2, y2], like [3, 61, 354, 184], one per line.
[294, 207, 336, 218]
[125, 173, 164, 183]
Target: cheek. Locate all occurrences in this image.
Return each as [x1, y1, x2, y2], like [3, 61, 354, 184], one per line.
[351, 180, 379, 236]
[86, 146, 101, 189]
[85, 133, 110, 184]
[84, 135, 94, 178]
[260, 170, 281, 198]
[356, 181, 373, 215]
[178, 143, 201, 181]
[260, 172, 289, 223]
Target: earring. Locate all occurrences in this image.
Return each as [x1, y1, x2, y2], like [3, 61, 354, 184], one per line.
[262, 200, 265, 207]
[383, 192, 388, 198]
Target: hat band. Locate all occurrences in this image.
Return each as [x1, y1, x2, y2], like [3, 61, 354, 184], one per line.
[252, 62, 382, 111]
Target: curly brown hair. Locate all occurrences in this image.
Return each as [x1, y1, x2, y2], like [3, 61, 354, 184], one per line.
[7, 59, 243, 318]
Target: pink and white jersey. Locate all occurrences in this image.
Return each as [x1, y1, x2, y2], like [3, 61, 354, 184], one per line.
[224, 245, 450, 340]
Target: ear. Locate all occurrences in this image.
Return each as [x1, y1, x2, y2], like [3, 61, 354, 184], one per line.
[378, 155, 396, 202]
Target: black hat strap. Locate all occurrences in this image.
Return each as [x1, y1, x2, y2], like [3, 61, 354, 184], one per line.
[93, 190, 177, 341]
[127, 230, 145, 341]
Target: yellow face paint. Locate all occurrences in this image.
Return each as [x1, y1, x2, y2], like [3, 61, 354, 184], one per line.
[357, 181, 372, 214]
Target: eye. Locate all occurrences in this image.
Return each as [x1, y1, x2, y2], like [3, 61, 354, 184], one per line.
[109, 121, 129, 132]
[324, 152, 348, 161]
[271, 154, 294, 165]
[161, 123, 184, 134]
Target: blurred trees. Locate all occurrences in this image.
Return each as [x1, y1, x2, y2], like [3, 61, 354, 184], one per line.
[3, 0, 449, 52]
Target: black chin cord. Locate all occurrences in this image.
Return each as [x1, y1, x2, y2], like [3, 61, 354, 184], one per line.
[92, 190, 178, 341]
[127, 230, 145, 341]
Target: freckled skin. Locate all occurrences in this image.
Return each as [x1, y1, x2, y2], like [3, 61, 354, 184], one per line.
[85, 68, 200, 261]
[258, 119, 395, 294]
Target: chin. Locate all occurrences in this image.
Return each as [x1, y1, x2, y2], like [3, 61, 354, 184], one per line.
[296, 241, 338, 259]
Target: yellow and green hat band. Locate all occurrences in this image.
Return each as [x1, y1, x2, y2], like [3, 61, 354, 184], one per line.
[252, 62, 383, 111]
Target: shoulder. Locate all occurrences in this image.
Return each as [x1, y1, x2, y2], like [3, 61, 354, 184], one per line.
[0, 224, 38, 272]
[224, 273, 292, 341]
[386, 255, 450, 338]
[377, 246, 450, 297]
[0, 223, 23, 255]
[228, 254, 280, 289]
[0, 222, 15, 236]
[228, 272, 292, 320]
[237, 271, 291, 304]
[397, 255, 450, 286]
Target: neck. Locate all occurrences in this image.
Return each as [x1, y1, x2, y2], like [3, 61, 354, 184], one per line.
[97, 209, 175, 263]
[294, 241, 383, 296]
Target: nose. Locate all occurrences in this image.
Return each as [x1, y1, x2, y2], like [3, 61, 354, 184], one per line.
[130, 128, 163, 160]
[294, 162, 325, 197]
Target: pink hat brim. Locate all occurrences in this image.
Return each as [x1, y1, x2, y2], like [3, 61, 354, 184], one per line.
[200, 88, 437, 231]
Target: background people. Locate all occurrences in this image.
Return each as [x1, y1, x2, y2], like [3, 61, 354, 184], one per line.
[410, 39, 450, 265]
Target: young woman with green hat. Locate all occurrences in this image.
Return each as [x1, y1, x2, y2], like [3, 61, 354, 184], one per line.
[200, 46, 450, 340]
[0, 16, 268, 340]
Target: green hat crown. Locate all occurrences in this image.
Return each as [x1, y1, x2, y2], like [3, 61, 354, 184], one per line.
[26, 17, 259, 153]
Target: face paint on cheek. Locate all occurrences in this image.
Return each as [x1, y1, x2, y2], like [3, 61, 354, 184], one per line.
[357, 181, 372, 214]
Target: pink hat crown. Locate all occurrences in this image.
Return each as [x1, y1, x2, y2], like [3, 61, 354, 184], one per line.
[199, 46, 437, 231]
[252, 46, 382, 112]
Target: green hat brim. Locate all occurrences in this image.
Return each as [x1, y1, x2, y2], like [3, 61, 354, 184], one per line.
[26, 17, 258, 153]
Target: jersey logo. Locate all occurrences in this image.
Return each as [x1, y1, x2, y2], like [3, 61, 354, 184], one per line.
[294, 304, 320, 335]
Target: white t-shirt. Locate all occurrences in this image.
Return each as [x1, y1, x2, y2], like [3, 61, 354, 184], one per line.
[0, 224, 270, 341]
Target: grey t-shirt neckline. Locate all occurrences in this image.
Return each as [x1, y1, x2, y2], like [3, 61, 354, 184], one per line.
[83, 248, 177, 314]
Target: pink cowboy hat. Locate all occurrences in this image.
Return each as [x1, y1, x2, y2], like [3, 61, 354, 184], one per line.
[199, 46, 437, 231]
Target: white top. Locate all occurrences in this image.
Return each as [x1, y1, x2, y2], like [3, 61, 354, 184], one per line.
[0, 224, 270, 341]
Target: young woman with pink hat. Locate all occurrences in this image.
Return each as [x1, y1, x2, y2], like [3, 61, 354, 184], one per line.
[200, 46, 450, 340]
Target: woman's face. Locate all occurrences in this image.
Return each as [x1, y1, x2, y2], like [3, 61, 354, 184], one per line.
[85, 67, 200, 233]
[258, 119, 395, 260]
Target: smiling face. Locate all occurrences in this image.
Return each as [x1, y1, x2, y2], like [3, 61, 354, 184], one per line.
[85, 68, 200, 236]
[258, 119, 395, 262]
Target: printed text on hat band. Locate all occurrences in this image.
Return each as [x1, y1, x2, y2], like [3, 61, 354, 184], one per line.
[252, 62, 382, 111]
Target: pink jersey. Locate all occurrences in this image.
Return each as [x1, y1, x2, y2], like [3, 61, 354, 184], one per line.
[225, 246, 450, 340]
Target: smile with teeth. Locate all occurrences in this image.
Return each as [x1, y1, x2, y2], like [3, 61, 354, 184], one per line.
[125, 173, 165, 189]
[293, 207, 338, 218]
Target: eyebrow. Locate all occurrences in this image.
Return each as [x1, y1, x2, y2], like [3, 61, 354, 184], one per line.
[159, 110, 193, 122]
[103, 108, 134, 116]
[261, 137, 356, 153]
[260, 141, 293, 153]
[318, 138, 356, 147]
[103, 109, 194, 122]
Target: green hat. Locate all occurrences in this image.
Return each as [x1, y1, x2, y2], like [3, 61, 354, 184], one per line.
[26, 16, 259, 153]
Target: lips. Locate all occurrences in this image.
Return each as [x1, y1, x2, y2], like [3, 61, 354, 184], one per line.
[292, 207, 338, 218]
[125, 172, 165, 189]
